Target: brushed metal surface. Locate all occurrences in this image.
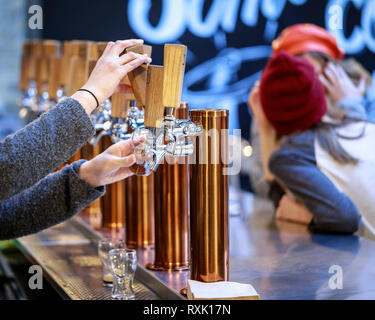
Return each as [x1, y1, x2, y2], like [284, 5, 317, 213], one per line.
[16, 191, 375, 300]
[16, 220, 160, 300]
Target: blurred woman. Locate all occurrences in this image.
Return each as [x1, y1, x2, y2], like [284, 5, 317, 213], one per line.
[249, 23, 374, 198]
[250, 51, 375, 237]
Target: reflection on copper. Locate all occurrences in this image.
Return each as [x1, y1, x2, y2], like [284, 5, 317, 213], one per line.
[125, 174, 155, 248]
[189, 109, 229, 282]
[147, 103, 190, 271]
[101, 135, 126, 229]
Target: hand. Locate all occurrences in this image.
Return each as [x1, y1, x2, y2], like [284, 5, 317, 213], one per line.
[248, 82, 273, 131]
[72, 39, 152, 114]
[319, 62, 366, 104]
[78, 139, 142, 188]
[275, 194, 313, 225]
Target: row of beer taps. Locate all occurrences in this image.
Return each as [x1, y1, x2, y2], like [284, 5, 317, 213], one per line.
[18, 40, 201, 175]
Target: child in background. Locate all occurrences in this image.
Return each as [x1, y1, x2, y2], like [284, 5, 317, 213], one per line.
[250, 51, 375, 238]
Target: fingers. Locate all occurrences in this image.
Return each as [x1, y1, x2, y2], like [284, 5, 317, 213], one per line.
[117, 154, 136, 167]
[319, 74, 333, 92]
[110, 39, 144, 56]
[119, 55, 152, 75]
[357, 77, 367, 95]
[113, 140, 135, 156]
[324, 62, 339, 84]
[102, 41, 115, 57]
[119, 51, 150, 66]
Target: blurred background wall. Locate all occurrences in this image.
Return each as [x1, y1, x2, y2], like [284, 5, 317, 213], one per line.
[0, 0, 40, 137]
[1, 0, 375, 189]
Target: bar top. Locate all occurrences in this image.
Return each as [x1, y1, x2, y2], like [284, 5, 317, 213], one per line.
[15, 192, 375, 300]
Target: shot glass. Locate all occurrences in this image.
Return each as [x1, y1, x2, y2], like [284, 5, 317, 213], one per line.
[98, 239, 125, 287]
[108, 248, 137, 300]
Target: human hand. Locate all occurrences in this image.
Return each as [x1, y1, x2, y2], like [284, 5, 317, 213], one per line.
[72, 39, 152, 113]
[78, 139, 143, 188]
[275, 194, 313, 225]
[319, 62, 366, 104]
[248, 82, 273, 131]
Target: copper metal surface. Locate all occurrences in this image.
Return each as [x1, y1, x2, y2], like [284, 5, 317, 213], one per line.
[147, 103, 190, 271]
[125, 174, 155, 248]
[79, 130, 103, 229]
[189, 109, 229, 282]
[100, 135, 126, 229]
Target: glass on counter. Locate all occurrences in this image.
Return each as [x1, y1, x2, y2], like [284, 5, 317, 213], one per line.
[98, 239, 125, 287]
[108, 248, 137, 300]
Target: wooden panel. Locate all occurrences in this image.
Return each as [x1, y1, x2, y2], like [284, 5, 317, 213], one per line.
[162, 44, 187, 109]
[144, 65, 165, 128]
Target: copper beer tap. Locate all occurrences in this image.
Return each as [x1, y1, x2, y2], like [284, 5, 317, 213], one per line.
[147, 102, 190, 271]
[189, 109, 230, 283]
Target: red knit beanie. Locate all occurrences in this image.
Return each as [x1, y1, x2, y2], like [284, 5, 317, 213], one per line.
[259, 51, 327, 135]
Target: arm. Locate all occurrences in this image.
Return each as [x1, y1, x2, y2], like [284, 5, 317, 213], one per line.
[0, 161, 104, 240]
[248, 83, 279, 182]
[0, 98, 94, 202]
[0, 139, 139, 240]
[0, 40, 151, 201]
[269, 140, 361, 234]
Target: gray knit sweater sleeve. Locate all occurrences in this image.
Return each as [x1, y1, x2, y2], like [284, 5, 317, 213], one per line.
[0, 98, 95, 201]
[0, 160, 104, 240]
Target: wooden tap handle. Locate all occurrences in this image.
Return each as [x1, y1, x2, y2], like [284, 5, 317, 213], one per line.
[28, 40, 43, 81]
[144, 65, 165, 128]
[111, 93, 131, 119]
[66, 41, 92, 95]
[60, 41, 73, 87]
[162, 44, 187, 109]
[19, 41, 32, 91]
[48, 57, 62, 99]
[42, 40, 60, 58]
[124, 44, 152, 108]
[66, 56, 87, 96]
[37, 40, 61, 93]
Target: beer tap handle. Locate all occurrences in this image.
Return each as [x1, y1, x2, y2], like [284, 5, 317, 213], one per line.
[144, 65, 165, 128]
[60, 41, 73, 89]
[48, 57, 62, 100]
[66, 41, 92, 96]
[19, 41, 32, 92]
[111, 93, 131, 119]
[37, 40, 60, 95]
[124, 44, 152, 108]
[162, 44, 187, 111]
[27, 40, 43, 83]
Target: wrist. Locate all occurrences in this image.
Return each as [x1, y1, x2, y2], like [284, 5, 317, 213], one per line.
[78, 161, 99, 188]
[71, 91, 97, 115]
